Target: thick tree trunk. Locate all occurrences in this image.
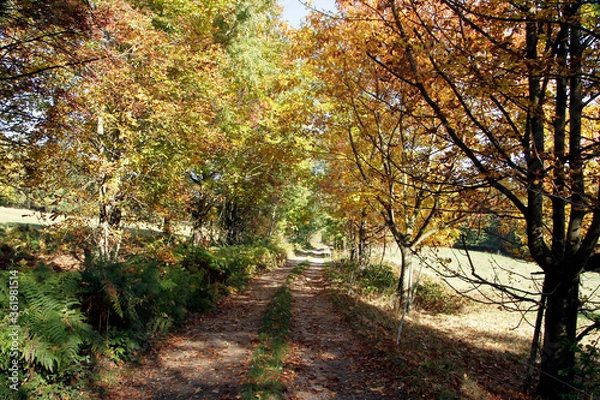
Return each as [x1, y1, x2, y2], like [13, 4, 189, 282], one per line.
[537, 271, 580, 400]
[348, 224, 358, 263]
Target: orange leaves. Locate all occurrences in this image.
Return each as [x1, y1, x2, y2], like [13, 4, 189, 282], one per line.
[298, 2, 477, 247]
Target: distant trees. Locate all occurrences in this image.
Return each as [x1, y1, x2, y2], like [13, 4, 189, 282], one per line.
[299, 5, 474, 311]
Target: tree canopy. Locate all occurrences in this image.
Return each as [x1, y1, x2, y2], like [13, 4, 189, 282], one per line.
[1, 0, 599, 399]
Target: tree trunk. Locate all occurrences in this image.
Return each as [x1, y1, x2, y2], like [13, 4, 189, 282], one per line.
[348, 223, 358, 263]
[191, 196, 212, 246]
[396, 244, 413, 312]
[221, 200, 243, 245]
[98, 198, 121, 260]
[267, 204, 278, 244]
[163, 216, 172, 238]
[358, 218, 369, 268]
[537, 271, 580, 400]
[524, 290, 546, 392]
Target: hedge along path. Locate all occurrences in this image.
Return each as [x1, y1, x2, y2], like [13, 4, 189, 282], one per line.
[107, 259, 297, 400]
[282, 250, 405, 399]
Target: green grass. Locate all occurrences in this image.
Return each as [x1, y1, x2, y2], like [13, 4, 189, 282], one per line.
[287, 260, 309, 283]
[243, 286, 292, 400]
[242, 263, 308, 400]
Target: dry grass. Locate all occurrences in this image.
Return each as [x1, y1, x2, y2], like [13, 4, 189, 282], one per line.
[0, 206, 55, 226]
[375, 246, 600, 302]
[328, 287, 534, 399]
[328, 244, 600, 398]
[325, 248, 548, 399]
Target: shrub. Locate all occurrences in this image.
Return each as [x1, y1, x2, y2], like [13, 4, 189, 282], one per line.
[567, 331, 600, 398]
[79, 243, 286, 362]
[357, 263, 397, 296]
[0, 225, 48, 269]
[414, 277, 465, 314]
[78, 255, 216, 360]
[328, 259, 398, 297]
[326, 258, 360, 285]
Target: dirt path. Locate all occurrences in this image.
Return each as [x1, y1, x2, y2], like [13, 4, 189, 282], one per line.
[107, 252, 404, 399]
[107, 262, 296, 400]
[283, 255, 404, 399]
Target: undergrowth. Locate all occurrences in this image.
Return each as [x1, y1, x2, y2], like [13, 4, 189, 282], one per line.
[326, 258, 397, 300]
[0, 225, 286, 399]
[327, 258, 465, 314]
[325, 260, 534, 399]
[413, 276, 467, 315]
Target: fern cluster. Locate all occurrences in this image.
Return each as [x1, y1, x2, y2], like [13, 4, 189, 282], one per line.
[0, 228, 286, 399]
[0, 265, 97, 399]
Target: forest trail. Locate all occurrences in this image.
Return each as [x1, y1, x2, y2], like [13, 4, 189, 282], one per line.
[283, 253, 404, 399]
[106, 250, 404, 399]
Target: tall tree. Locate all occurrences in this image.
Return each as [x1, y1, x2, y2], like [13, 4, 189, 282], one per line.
[338, 0, 600, 397]
[300, 9, 471, 310]
[0, 0, 99, 200]
[17, 0, 230, 258]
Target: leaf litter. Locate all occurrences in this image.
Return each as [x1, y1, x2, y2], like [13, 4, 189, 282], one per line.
[105, 254, 406, 399]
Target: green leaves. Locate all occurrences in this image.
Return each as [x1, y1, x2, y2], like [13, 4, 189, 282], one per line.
[0, 266, 96, 374]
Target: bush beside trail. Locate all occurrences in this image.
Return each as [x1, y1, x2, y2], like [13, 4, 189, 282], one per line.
[0, 225, 286, 399]
[327, 258, 464, 314]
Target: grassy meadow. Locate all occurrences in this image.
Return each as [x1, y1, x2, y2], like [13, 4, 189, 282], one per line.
[326, 244, 600, 399]
[375, 245, 600, 306]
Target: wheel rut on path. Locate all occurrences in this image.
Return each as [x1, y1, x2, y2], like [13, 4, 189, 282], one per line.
[108, 261, 296, 400]
[283, 256, 404, 399]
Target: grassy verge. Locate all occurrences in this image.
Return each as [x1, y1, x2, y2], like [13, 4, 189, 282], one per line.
[325, 260, 533, 400]
[242, 260, 309, 400]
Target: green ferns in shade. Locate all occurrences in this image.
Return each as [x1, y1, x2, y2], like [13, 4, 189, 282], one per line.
[0, 240, 286, 398]
[0, 265, 97, 399]
[2, 265, 96, 373]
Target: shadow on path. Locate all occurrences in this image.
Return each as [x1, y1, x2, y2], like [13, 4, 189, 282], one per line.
[283, 261, 405, 399]
[108, 261, 298, 400]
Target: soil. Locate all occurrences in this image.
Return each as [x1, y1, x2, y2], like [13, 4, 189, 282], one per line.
[105, 251, 404, 399]
[283, 258, 404, 399]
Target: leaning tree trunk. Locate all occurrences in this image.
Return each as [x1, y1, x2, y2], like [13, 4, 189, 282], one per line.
[537, 270, 580, 400]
